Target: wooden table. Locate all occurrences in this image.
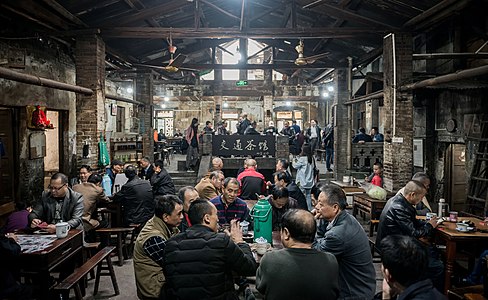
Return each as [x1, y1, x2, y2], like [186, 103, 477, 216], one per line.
[330, 180, 365, 194]
[352, 193, 387, 236]
[18, 229, 84, 300]
[434, 217, 488, 294]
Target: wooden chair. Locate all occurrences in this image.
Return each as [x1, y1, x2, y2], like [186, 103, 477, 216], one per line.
[96, 227, 134, 266]
[54, 246, 119, 300]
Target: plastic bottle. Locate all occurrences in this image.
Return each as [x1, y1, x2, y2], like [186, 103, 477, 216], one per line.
[250, 197, 273, 244]
[438, 198, 449, 218]
[102, 173, 112, 197]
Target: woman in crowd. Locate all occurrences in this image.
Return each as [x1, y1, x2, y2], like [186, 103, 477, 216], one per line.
[292, 144, 315, 210]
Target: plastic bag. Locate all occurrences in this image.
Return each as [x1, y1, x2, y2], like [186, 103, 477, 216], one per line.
[361, 182, 387, 200]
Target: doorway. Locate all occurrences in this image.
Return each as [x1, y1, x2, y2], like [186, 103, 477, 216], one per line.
[446, 143, 467, 211]
[44, 111, 60, 188]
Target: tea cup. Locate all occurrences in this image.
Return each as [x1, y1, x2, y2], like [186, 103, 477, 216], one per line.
[240, 221, 250, 235]
[456, 223, 468, 232]
[55, 222, 71, 239]
[426, 212, 437, 221]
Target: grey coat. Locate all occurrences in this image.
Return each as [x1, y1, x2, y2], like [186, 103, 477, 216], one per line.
[313, 210, 376, 300]
[29, 188, 84, 229]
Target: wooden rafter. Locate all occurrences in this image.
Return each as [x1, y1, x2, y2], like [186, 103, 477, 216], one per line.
[200, 0, 240, 21]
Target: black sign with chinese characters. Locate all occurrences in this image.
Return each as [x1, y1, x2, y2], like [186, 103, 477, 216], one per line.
[212, 135, 275, 157]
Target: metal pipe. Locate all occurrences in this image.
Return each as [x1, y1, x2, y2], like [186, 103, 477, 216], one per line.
[0, 66, 93, 95]
[105, 94, 144, 106]
[400, 64, 488, 91]
[344, 91, 384, 105]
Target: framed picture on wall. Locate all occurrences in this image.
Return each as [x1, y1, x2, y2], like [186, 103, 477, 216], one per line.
[111, 103, 117, 116]
[413, 139, 423, 167]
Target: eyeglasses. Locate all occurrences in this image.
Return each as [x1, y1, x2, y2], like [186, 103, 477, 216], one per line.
[48, 184, 66, 191]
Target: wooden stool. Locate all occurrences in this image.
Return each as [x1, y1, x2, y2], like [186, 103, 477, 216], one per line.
[83, 242, 101, 280]
[96, 227, 134, 266]
[54, 246, 119, 300]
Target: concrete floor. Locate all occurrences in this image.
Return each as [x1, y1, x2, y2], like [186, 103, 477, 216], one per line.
[78, 154, 383, 299]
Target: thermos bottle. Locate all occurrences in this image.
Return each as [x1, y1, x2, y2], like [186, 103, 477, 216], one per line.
[250, 197, 273, 244]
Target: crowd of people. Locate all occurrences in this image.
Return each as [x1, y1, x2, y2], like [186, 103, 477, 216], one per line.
[1, 117, 455, 300]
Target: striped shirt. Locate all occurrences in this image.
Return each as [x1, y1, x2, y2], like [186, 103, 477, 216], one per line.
[210, 195, 249, 225]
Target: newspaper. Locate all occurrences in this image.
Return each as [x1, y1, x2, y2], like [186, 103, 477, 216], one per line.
[17, 235, 57, 253]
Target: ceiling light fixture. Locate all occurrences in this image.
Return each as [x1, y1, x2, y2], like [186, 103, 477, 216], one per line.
[127, 87, 133, 94]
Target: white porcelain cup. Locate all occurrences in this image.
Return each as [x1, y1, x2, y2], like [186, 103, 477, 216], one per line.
[240, 221, 250, 235]
[426, 212, 437, 221]
[56, 222, 71, 239]
[256, 242, 271, 255]
[456, 223, 468, 232]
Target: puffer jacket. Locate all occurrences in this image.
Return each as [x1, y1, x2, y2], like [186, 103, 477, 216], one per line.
[112, 177, 154, 226]
[150, 168, 176, 196]
[163, 224, 257, 300]
[377, 193, 433, 246]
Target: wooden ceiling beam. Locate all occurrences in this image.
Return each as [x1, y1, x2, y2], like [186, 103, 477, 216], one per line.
[100, 0, 189, 26]
[99, 27, 384, 39]
[405, 0, 472, 31]
[200, 0, 240, 21]
[40, 0, 87, 27]
[303, 1, 399, 29]
[1, 3, 56, 30]
[173, 63, 336, 70]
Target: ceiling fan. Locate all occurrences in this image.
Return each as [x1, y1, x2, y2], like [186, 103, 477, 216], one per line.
[275, 39, 329, 66]
[134, 35, 195, 73]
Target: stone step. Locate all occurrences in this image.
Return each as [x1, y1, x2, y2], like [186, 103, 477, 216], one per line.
[169, 171, 197, 177]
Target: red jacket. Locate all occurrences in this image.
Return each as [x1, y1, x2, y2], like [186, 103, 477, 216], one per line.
[237, 168, 266, 200]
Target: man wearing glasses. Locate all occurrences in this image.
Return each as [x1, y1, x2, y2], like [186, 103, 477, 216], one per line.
[29, 172, 84, 234]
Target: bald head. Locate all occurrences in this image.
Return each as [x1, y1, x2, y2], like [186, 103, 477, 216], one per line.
[246, 159, 257, 169]
[281, 209, 316, 244]
[211, 157, 223, 171]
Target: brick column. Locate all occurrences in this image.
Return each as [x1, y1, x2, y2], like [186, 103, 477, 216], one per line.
[75, 35, 106, 169]
[382, 33, 413, 192]
[333, 68, 349, 180]
[263, 95, 273, 127]
[135, 72, 154, 159]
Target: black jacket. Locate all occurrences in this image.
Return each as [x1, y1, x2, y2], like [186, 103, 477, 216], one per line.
[150, 169, 176, 196]
[113, 177, 154, 226]
[138, 166, 154, 181]
[397, 279, 445, 300]
[377, 193, 433, 246]
[163, 225, 257, 300]
[238, 118, 251, 135]
[286, 182, 308, 210]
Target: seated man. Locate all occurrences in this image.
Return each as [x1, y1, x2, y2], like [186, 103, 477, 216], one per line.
[113, 165, 155, 226]
[268, 186, 298, 230]
[210, 177, 249, 225]
[377, 180, 443, 291]
[150, 159, 176, 197]
[352, 127, 373, 143]
[194, 170, 224, 200]
[163, 199, 257, 299]
[313, 184, 376, 299]
[257, 209, 339, 300]
[274, 171, 307, 210]
[396, 172, 433, 216]
[29, 172, 84, 233]
[73, 173, 111, 236]
[106, 159, 124, 187]
[133, 195, 182, 300]
[237, 159, 266, 200]
[177, 186, 199, 232]
[380, 235, 444, 299]
[138, 157, 154, 180]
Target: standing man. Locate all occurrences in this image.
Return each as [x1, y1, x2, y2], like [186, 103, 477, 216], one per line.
[257, 209, 339, 300]
[291, 120, 301, 135]
[323, 124, 334, 172]
[380, 235, 444, 299]
[133, 195, 183, 300]
[185, 117, 199, 172]
[244, 121, 260, 135]
[138, 157, 154, 180]
[150, 159, 175, 197]
[313, 184, 376, 299]
[177, 186, 200, 232]
[29, 173, 84, 233]
[238, 113, 251, 135]
[112, 165, 154, 227]
[202, 121, 214, 134]
[237, 159, 266, 200]
[195, 170, 224, 200]
[377, 180, 444, 291]
[306, 119, 321, 156]
[210, 178, 249, 224]
[163, 199, 257, 299]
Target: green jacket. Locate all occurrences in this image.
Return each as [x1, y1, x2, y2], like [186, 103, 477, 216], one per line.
[133, 216, 179, 299]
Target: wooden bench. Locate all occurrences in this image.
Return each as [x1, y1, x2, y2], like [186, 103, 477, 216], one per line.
[54, 246, 119, 300]
[96, 227, 134, 266]
[83, 242, 100, 280]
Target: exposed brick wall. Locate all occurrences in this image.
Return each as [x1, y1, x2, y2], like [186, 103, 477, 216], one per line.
[75, 35, 106, 169]
[382, 33, 413, 192]
[135, 72, 154, 158]
[333, 68, 349, 180]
